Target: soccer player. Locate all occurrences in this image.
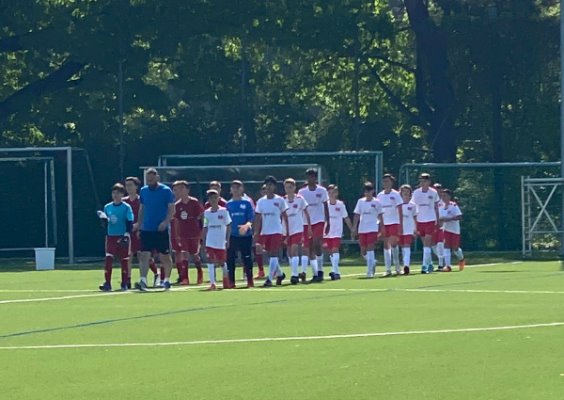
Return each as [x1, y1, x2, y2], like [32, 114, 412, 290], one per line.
[283, 178, 311, 285]
[98, 183, 134, 291]
[432, 183, 446, 270]
[253, 184, 267, 279]
[254, 176, 289, 287]
[352, 182, 384, 278]
[324, 185, 353, 280]
[172, 180, 205, 285]
[226, 180, 255, 288]
[438, 189, 465, 272]
[202, 189, 231, 290]
[297, 168, 330, 282]
[204, 181, 227, 209]
[377, 174, 403, 276]
[202, 189, 232, 290]
[412, 173, 440, 274]
[399, 184, 417, 275]
[135, 168, 176, 290]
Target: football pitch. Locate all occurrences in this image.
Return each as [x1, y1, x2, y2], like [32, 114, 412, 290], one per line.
[0, 260, 563, 399]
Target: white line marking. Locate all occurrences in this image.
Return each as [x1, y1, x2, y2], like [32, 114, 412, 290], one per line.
[0, 321, 562, 350]
[0, 292, 129, 304]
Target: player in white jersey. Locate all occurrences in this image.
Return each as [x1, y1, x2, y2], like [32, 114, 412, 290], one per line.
[412, 173, 440, 274]
[254, 176, 289, 287]
[202, 190, 232, 291]
[399, 184, 417, 275]
[432, 183, 446, 270]
[352, 182, 384, 278]
[377, 174, 403, 276]
[438, 189, 465, 272]
[324, 185, 353, 280]
[297, 168, 330, 283]
[283, 178, 312, 284]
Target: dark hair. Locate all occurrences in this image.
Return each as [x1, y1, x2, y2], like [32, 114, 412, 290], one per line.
[400, 184, 412, 194]
[146, 168, 158, 175]
[363, 181, 375, 192]
[383, 173, 396, 182]
[112, 183, 126, 194]
[125, 176, 141, 188]
[172, 180, 189, 189]
[305, 168, 317, 176]
[264, 175, 277, 185]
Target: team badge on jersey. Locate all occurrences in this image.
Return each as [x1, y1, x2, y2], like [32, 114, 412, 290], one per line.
[316, 193, 322, 198]
[371, 204, 376, 208]
[240, 204, 246, 209]
[110, 214, 118, 224]
[293, 204, 298, 209]
[180, 210, 188, 220]
[336, 207, 341, 211]
[218, 215, 224, 220]
[274, 202, 279, 207]
[428, 195, 433, 199]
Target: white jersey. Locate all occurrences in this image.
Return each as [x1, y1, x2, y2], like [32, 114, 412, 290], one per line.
[298, 185, 328, 225]
[439, 202, 462, 234]
[326, 200, 349, 238]
[284, 195, 308, 235]
[400, 201, 418, 235]
[377, 190, 402, 225]
[412, 187, 440, 223]
[203, 207, 231, 250]
[255, 195, 288, 235]
[353, 197, 383, 234]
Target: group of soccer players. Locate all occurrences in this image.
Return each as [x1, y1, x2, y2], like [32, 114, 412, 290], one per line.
[98, 168, 465, 291]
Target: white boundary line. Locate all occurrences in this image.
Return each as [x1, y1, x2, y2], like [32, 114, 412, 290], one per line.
[0, 321, 562, 350]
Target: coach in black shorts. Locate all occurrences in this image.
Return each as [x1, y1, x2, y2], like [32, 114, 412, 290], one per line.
[136, 168, 175, 290]
[225, 180, 255, 288]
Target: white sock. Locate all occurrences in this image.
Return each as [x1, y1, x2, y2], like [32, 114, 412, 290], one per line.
[223, 263, 228, 276]
[331, 253, 340, 274]
[310, 259, 318, 275]
[268, 257, 278, 281]
[164, 277, 170, 283]
[275, 258, 283, 277]
[300, 256, 309, 273]
[402, 247, 411, 266]
[437, 242, 445, 267]
[444, 248, 452, 267]
[290, 256, 299, 276]
[392, 246, 400, 269]
[423, 246, 432, 266]
[366, 251, 375, 275]
[317, 255, 324, 272]
[140, 276, 148, 285]
[207, 264, 216, 285]
[384, 248, 392, 272]
[455, 248, 464, 260]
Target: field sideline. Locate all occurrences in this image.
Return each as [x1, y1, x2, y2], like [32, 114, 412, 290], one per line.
[0, 260, 562, 399]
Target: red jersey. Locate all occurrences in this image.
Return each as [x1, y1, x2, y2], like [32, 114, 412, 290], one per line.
[123, 196, 140, 223]
[204, 197, 227, 210]
[174, 197, 205, 238]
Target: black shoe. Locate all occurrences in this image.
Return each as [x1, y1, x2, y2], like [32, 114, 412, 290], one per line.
[310, 275, 321, 284]
[317, 270, 324, 281]
[403, 266, 410, 275]
[263, 279, 273, 287]
[329, 272, 336, 281]
[290, 276, 299, 285]
[276, 273, 286, 286]
[298, 272, 306, 283]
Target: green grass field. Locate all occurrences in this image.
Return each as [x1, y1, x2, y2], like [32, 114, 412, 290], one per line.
[0, 260, 563, 399]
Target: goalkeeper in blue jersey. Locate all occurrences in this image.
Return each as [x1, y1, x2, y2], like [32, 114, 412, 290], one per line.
[97, 183, 134, 291]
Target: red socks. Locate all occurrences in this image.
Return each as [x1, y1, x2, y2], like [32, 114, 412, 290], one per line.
[120, 258, 129, 285]
[104, 256, 113, 283]
[149, 259, 158, 274]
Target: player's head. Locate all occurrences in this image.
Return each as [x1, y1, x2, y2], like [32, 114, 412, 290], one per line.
[305, 168, 317, 185]
[112, 183, 126, 202]
[145, 168, 159, 186]
[284, 178, 296, 195]
[124, 176, 141, 196]
[400, 184, 412, 201]
[382, 173, 396, 190]
[264, 176, 277, 195]
[206, 189, 219, 207]
[328, 184, 339, 200]
[209, 180, 221, 192]
[441, 188, 453, 202]
[172, 180, 189, 199]
[433, 182, 443, 194]
[363, 181, 375, 198]
[230, 180, 244, 197]
[418, 173, 431, 188]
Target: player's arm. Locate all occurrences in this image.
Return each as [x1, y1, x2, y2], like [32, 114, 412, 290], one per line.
[434, 201, 440, 226]
[125, 206, 134, 236]
[344, 216, 353, 233]
[282, 210, 289, 234]
[323, 200, 331, 234]
[352, 213, 359, 239]
[253, 213, 262, 240]
[138, 204, 145, 230]
[303, 206, 313, 237]
[158, 202, 175, 232]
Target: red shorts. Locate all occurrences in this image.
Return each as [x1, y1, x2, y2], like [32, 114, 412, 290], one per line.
[260, 233, 283, 253]
[358, 232, 378, 247]
[130, 233, 141, 254]
[444, 231, 461, 249]
[433, 229, 445, 243]
[206, 247, 226, 264]
[323, 237, 341, 250]
[399, 235, 414, 247]
[303, 222, 325, 247]
[178, 237, 201, 254]
[105, 236, 130, 259]
[417, 221, 436, 237]
[382, 224, 400, 238]
[286, 232, 303, 247]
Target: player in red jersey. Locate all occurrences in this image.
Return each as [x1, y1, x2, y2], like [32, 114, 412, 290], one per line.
[172, 180, 205, 285]
[124, 177, 159, 288]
